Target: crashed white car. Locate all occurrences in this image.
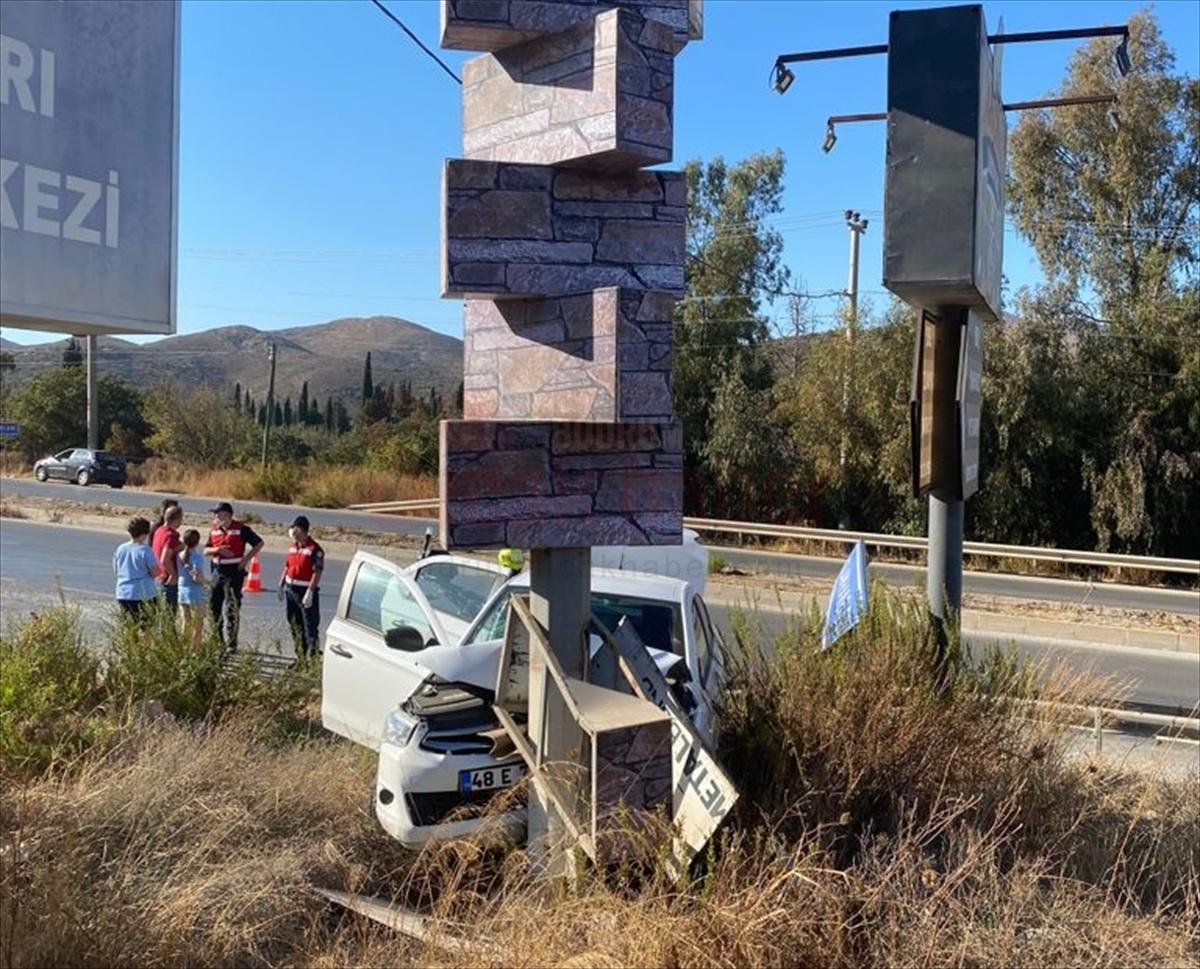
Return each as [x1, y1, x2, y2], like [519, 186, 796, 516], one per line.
[320, 538, 725, 847]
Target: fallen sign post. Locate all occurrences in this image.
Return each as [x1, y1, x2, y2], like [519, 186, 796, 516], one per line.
[493, 595, 738, 872]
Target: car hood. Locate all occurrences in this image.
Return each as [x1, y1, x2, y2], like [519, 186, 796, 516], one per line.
[412, 637, 679, 695]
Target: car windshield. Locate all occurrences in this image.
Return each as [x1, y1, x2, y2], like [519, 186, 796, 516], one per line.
[413, 560, 505, 624]
[466, 587, 685, 656]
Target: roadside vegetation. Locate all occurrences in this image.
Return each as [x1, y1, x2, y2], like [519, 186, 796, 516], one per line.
[2, 596, 1196, 967]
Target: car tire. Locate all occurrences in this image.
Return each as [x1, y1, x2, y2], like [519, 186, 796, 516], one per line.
[111, 483, 124, 490]
[35, 467, 48, 482]
[76, 469, 90, 486]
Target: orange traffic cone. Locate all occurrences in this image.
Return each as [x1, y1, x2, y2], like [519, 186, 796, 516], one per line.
[243, 553, 263, 593]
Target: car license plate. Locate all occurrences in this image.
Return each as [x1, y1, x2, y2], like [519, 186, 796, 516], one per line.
[459, 762, 524, 794]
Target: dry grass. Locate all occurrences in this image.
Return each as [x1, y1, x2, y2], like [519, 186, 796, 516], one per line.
[1, 597, 1197, 968]
[125, 458, 436, 508]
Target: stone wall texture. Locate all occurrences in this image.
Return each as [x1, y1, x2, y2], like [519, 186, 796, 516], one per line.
[442, 0, 702, 53]
[462, 287, 674, 423]
[442, 160, 686, 299]
[440, 420, 683, 547]
[438, 0, 698, 550]
[462, 8, 675, 170]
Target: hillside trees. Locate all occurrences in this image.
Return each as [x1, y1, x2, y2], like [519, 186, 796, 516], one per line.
[1006, 11, 1199, 554]
[6, 369, 148, 460]
[675, 150, 793, 515]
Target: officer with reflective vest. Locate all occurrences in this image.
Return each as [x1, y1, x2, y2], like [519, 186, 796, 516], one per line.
[202, 501, 264, 653]
[278, 515, 324, 660]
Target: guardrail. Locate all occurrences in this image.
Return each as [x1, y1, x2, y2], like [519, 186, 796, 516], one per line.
[346, 502, 1200, 577]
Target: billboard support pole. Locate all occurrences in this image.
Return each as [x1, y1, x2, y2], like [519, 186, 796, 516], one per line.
[86, 335, 98, 451]
[926, 491, 963, 684]
[527, 547, 590, 880]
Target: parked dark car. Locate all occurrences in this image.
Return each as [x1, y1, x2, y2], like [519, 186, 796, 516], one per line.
[33, 448, 127, 488]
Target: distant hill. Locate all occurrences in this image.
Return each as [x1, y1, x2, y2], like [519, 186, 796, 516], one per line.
[0, 316, 464, 410]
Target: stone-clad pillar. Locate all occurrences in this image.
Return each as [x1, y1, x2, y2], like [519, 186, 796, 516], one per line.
[439, 0, 700, 552]
[437, 0, 702, 873]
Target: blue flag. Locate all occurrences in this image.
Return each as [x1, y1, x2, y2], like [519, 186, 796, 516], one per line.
[821, 540, 869, 650]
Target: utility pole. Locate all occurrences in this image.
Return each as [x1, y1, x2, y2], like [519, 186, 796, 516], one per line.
[260, 342, 276, 471]
[840, 211, 868, 526]
[85, 334, 98, 451]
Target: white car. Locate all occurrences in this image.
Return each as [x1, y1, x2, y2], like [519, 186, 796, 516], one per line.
[320, 541, 726, 847]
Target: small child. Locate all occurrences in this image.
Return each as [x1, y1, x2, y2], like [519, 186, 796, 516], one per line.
[113, 517, 160, 623]
[177, 528, 210, 646]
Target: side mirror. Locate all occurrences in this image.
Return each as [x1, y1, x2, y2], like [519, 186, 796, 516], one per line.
[384, 625, 426, 652]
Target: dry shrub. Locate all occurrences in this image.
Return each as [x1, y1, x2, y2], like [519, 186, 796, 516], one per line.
[1, 596, 1197, 968]
[125, 458, 435, 509]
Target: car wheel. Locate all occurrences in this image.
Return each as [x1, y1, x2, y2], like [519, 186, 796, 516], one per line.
[111, 483, 124, 490]
[35, 466, 48, 482]
[76, 469, 91, 486]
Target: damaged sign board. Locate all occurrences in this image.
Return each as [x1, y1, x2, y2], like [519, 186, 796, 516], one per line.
[492, 598, 737, 867]
[884, 4, 1006, 322]
[607, 618, 737, 865]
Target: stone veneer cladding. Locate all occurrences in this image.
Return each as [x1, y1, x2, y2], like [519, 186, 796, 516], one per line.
[441, 0, 702, 53]
[437, 0, 697, 550]
[442, 160, 685, 299]
[462, 287, 674, 423]
[462, 8, 675, 171]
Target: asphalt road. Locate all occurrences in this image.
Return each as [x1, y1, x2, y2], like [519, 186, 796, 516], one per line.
[3, 477, 1196, 617]
[3, 518, 1197, 713]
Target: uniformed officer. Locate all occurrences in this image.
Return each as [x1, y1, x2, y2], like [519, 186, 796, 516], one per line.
[202, 501, 264, 653]
[278, 515, 324, 660]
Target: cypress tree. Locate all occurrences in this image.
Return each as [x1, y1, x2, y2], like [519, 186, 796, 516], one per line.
[361, 352, 374, 403]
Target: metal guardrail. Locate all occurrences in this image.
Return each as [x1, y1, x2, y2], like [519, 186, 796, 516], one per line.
[346, 501, 1200, 577]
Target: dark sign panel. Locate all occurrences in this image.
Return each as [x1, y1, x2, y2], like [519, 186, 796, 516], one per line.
[910, 307, 980, 500]
[884, 4, 1006, 321]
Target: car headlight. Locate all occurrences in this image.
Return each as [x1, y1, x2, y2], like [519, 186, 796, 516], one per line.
[382, 708, 419, 747]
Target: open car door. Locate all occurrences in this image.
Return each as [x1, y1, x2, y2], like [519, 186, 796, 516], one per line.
[321, 552, 451, 749]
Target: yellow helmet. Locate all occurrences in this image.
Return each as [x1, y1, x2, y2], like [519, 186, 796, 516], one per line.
[498, 548, 525, 572]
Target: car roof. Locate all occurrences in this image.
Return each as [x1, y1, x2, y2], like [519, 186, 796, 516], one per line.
[504, 566, 690, 604]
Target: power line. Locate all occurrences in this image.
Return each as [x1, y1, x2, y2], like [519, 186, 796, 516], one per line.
[368, 0, 461, 85]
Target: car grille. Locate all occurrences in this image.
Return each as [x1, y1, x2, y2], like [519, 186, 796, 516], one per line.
[411, 684, 504, 756]
[405, 788, 519, 826]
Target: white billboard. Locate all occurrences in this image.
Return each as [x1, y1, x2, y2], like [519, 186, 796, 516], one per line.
[0, 0, 179, 336]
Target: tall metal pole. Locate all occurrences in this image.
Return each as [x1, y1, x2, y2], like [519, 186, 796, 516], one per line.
[260, 342, 276, 471]
[920, 308, 967, 684]
[527, 547, 590, 878]
[85, 334, 98, 450]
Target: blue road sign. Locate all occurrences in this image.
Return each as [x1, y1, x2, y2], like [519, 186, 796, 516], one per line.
[821, 540, 869, 650]
[0, 421, 21, 439]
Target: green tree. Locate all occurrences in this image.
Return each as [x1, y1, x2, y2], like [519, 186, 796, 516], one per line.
[233, 381, 242, 410]
[283, 397, 293, 426]
[361, 352, 374, 404]
[299, 381, 309, 423]
[61, 338, 83, 369]
[324, 396, 334, 433]
[0, 351, 14, 406]
[1007, 11, 1199, 555]
[144, 386, 257, 466]
[675, 150, 791, 513]
[7, 369, 147, 460]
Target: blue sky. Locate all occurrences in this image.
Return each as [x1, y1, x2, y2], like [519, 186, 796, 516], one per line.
[3, 0, 1197, 346]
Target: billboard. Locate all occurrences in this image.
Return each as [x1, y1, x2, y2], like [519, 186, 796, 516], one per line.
[0, 0, 179, 336]
[884, 4, 1006, 321]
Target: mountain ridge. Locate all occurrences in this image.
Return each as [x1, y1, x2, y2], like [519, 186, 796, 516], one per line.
[0, 316, 463, 409]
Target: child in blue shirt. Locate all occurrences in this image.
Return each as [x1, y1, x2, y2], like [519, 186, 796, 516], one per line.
[113, 517, 160, 622]
[177, 528, 210, 646]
